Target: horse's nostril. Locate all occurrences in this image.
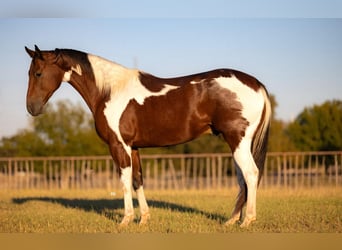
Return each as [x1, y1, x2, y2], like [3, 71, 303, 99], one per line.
[27, 101, 43, 116]
[27, 103, 34, 115]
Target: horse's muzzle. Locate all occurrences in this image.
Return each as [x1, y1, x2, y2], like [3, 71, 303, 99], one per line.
[27, 101, 43, 116]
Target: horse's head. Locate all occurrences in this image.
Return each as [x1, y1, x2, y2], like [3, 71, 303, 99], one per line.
[25, 45, 65, 116]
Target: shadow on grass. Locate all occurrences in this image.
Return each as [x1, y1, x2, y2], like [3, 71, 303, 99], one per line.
[12, 197, 227, 224]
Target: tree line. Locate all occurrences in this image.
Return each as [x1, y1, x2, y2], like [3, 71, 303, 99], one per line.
[0, 96, 341, 157]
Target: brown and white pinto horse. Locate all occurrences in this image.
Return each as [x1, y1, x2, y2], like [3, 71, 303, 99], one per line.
[25, 45, 271, 227]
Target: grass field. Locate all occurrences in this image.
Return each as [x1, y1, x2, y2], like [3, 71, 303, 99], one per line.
[0, 187, 341, 233]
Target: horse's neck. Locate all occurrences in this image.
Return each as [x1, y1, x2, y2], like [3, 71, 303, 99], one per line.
[87, 54, 139, 95]
[65, 77, 98, 115]
[66, 54, 139, 114]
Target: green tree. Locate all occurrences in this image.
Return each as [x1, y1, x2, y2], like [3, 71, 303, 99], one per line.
[286, 100, 342, 151]
[0, 130, 46, 156]
[267, 94, 296, 152]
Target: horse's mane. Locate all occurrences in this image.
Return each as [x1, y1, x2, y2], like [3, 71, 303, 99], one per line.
[57, 49, 93, 77]
[56, 48, 140, 96]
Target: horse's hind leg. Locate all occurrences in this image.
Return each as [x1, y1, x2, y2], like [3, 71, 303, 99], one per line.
[132, 149, 150, 225]
[232, 138, 259, 227]
[225, 164, 247, 225]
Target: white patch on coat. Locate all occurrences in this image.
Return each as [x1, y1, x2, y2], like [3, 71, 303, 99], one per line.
[190, 79, 205, 85]
[71, 64, 82, 76]
[62, 71, 72, 82]
[88, 54, 179, 155]
[62, 64, 82, 82]
[215, 75, 264, 135]
[88, 54, 138, 94]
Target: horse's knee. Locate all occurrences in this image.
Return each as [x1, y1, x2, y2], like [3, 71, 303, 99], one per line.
[133, 178, 142, 190]
[133, 172, 143, 190]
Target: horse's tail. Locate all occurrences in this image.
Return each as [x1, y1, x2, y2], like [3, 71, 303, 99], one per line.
[252, 83, 272, 186]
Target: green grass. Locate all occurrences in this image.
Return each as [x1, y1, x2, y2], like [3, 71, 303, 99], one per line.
[0, 188, 341, 233]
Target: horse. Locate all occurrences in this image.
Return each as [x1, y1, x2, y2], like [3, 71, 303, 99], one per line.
[25, 45, 271, 228]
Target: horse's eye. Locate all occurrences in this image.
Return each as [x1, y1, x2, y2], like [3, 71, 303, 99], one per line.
[35, 72, 42, 78]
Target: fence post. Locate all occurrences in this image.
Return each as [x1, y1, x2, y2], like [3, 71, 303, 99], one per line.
[206, 157, 211, 189]
[199, 158, 204, 189]
[168, 159, 179, 190]
[211, 156, 216, 189]
[277, 156, 281, 188]
[217, 155, 222, 189]
[4, 159, 9, 189]
[192, 157, 198, 189]
[335, 155, 338, 187]
[283, 154, 287, 188]
[294, 154, 299, 189]
[301, 155, 305, 187]
[180, 157, 186, 189]
[153, 159, 158, 190]
[315, 155, 319, 187]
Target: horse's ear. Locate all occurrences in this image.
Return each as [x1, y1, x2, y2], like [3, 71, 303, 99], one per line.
[25, 46, 35, 58]
[34, 45, 44, 60]
[25, 45, 44, 60]
[54, 48, 61, 58]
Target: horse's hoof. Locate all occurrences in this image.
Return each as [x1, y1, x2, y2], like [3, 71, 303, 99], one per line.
[225, 217, 239, 226]
[139, 213, 150, 226]
[119, 214, 134, 226]
[239, 217, 256, 228]
[225, 214, 241, 226]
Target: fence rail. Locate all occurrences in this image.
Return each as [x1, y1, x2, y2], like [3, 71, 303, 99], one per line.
[0, 152, 341, 190]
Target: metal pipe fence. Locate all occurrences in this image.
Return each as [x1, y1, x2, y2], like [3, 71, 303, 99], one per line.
[0, 151, 341, 190]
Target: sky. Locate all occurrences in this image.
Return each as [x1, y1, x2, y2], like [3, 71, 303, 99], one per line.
[1, 0, 342, 18]
[0, 2, 341, 138]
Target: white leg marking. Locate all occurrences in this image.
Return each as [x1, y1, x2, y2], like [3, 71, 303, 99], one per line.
[136, 186, 150, 225]
[120, 167, 134, 226]
[233, 138, 259, 228]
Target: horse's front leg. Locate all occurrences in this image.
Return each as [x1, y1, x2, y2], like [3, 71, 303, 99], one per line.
[109, 142, 135, 226]
[132, 149, 150, 225]
[120, 166, 135, 226]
